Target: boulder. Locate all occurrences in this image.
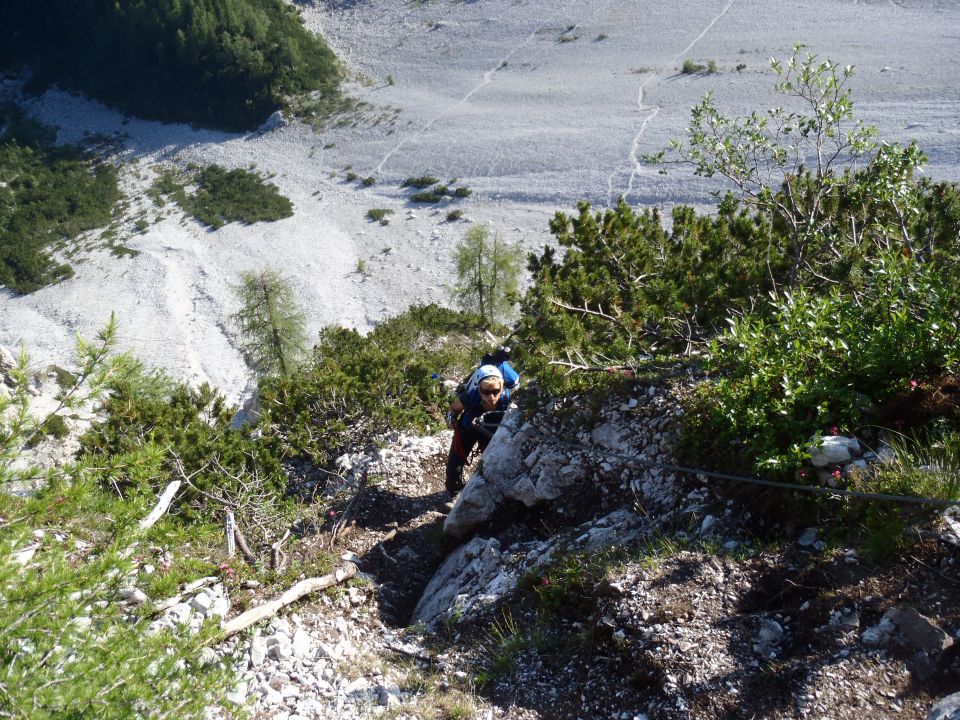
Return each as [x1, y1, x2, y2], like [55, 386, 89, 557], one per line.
[928, 693, 960, 720]
[808, 435, 860, 467]
[591, 422, 629, 451]
[443, 474, 504, 539]
[410, 537, 505, 628]
[887, 607, 953, 654]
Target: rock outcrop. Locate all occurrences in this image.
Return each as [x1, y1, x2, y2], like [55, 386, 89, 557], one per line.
[444, 384, 685, 539]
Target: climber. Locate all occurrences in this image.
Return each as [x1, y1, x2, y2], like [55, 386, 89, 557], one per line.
[445, 357, 517, 497]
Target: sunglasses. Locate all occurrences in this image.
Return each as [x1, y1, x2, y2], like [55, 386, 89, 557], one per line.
[479, 387, 502, 396]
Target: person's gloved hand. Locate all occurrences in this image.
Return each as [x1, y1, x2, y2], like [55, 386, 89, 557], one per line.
[445, 411, 457, 430]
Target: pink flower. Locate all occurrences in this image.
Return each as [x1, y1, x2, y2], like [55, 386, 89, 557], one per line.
[909, 379, 918, 390]
[540, 578, 551, 587]
[799, 469, 808, 479]
[828, 426, 839, 436]
[159, 560, 171, 572]
[832, 469, 842, 479]
[328, 510, 336, 517]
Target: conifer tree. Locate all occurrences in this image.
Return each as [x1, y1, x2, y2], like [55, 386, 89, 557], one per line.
[452, 225, 523, 327]
[231, 269, 308, 377]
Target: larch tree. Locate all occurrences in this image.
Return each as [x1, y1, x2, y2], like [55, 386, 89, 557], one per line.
[231, 268, 308, 377]
[452, 224, 523, 327]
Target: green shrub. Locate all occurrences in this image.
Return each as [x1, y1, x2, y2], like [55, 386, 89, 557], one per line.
[159, 164, 293, 230]
[366, 208, 395, 223]
[345, 171, 359, 182]
[39, 414, 70, 440]
[446, 209, 464, 222]
[0, 105, 119, 294]
[81, 371, 287, 523]
[516, 198, 782, 394]
[48, 365, 78, 390]
[681, 59, 707, 74]
[679, 255, 960, 478]
[0, 326, 231, 719]
[361, 176, 376, 187]
[0, 479, 231, 719]
[401, 175, 440, 189]
[523, 548, 619, 618]
[2, 0, 341, 132]
[258, 304, 491, 465]
[454, 186, 473, 198]
[410, 191, 443, 203]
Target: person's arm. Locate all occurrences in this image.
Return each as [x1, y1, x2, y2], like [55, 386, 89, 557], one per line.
[447, 397, 465, 429]
[500, 361, 520, 390]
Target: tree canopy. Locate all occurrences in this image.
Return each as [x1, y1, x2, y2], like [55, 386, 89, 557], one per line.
[1, 0, 340, 131]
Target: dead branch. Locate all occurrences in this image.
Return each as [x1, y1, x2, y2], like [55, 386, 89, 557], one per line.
[219, 563, 357, 639]
[138, 480, 182, 531]
[546, 360, 637, 374]
[234, 526, 259, 568]
[328, 469, 368, 549]
[270, 529, 291, 572]
[549, 297, 622, 322]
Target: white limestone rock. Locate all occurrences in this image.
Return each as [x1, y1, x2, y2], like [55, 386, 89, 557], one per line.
[808, 435, 860, 467]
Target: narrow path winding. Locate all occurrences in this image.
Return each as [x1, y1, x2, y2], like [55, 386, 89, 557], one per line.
[607, 0, 736, 207]
[373, 0, 583, 175]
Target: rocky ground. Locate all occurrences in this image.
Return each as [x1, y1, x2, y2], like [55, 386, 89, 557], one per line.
[195, 381, 960, 720]
[6, 350, 958, 719]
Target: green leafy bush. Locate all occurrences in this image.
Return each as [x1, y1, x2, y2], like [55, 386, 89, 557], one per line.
[401, 175, 440, 189]
[680, 255, 960, 478]
[366, 208, 395, 223]
[259, 304, 490, 465]
[516, 198, 781, 393]
[0, 325, 231, 719]
[81, 371, 286, 522]
[188, 165, 293, 229]
[2, 0, 340, 132]
[0, 105, 120, 294]
[0, 479, 232, 719]
[151, 164, 293, 230]
[410, 191, 443, 203]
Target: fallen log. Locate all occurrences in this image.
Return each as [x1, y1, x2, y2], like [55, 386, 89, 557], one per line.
[219, 562, 357, 639]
